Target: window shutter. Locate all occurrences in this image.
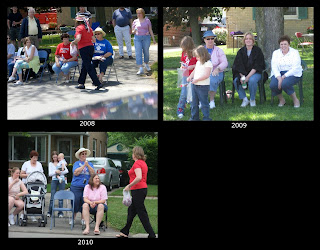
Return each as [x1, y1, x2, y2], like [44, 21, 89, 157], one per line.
[70, 7, 76, 19]
[252, 7, 256, 20]
[298, 7, 308, 19]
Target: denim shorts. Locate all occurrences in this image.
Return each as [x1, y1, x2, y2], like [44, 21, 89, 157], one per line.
[88, 203, 108, 214]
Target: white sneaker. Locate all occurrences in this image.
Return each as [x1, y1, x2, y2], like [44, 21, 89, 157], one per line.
[178, 113, 184, 119]
[58, 214, 63, 218]
[250, 100, 256, 107]
[137, 67, 144, 75]
[144, 63, 151, 71]
[9, 214, 15, 225]
[69, 218, 74, 225]
[209, 100, 216, 109]
[31, 216, 37, 222]
[8, 76, 16, 82]
[240, 98, 250, 107]
[14, 81, 23, 85]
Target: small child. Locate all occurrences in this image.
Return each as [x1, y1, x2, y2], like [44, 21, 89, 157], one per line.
[187, 45, 213, 121]
[177, 36, 197, 119]
[57, 153, 68, 184]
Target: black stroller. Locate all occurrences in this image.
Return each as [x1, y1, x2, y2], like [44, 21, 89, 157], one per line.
[19, 171, 47, 227]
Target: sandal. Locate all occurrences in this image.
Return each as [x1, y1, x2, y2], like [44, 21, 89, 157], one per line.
[116, 233, 128, 238]
[82, 229, 90, 235]
[94, 230, 100, 235]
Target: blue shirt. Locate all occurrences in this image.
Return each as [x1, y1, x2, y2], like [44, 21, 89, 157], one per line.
[71, 160, 94, 187]
[112, 8, 132, 27]
[93, 39, 113, 57]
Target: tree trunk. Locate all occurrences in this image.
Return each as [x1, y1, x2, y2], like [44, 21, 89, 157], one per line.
[189, 9, 201, 46]
[255, 7, 284, 64]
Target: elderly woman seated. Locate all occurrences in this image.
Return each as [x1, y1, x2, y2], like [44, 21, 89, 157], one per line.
[8, 167, 28, 226]
[82, 174, 108, 235]
[92, 27, 114, 83]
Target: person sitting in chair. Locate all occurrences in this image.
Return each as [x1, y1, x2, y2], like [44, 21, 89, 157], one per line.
[92, 27, 113, 83]
[82, 174, 108, 235]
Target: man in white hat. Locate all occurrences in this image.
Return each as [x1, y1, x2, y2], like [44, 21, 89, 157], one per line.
[92, 27, 114, 83]
[70, 148, 95, 226]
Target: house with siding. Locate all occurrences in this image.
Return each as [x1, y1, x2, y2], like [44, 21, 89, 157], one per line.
[8, 132, 107, 170]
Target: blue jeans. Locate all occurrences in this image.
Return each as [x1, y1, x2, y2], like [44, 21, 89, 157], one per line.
[78, 45, 100, 86]
[70, 185, 85, 213]
[209, 72, 224, 92]
[53, 61, 78, 76]
[92, 56, 113, 74]
[134, 35, 150, 65]
[48, 180, 65, 216]
[177, 76, 188, 115]
[190, 84, 211, 121]
[233, 73, 262, 100]
[269, 71, 301, 96]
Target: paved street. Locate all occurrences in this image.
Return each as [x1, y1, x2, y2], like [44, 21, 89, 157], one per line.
[8, 191, 157, 238]
[7, 45, 158, 120]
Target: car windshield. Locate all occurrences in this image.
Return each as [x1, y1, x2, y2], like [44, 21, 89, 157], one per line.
[89, 159, 105, 165]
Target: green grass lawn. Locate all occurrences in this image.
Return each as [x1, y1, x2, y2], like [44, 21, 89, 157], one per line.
[46, 183, 158, 235]
[107, 185, 158, 234]
[163, 45, 314, 121]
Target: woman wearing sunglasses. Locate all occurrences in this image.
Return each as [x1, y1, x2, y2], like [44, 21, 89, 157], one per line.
[203, 30, 228, 109]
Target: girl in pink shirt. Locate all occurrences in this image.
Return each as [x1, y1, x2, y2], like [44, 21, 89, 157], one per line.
[82, 174, 108, 235]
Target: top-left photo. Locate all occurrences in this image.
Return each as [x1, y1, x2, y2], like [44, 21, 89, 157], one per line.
[7, 6, 158, 120]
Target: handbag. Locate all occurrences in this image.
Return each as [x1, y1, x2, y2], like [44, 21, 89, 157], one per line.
[122, 189, 132, 207]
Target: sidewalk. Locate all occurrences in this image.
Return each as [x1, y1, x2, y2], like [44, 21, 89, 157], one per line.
[8, 191, 157, 238]
[7, 44, 158, 120]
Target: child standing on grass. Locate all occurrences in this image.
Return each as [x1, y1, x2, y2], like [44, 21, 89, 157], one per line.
[177, 36, 197, 119]
[187, 45, 213, 121]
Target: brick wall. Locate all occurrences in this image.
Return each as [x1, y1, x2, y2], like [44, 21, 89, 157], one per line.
[163, 24, 191, 46]
[226, 7, 314, 49]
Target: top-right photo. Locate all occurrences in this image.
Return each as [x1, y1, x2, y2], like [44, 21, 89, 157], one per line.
[163, 7, 314, 121]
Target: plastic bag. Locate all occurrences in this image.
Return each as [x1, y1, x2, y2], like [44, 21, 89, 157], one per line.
[122, 189, 132, 207]
[177, 68, 188, 88]
[70, 44, 78, 57]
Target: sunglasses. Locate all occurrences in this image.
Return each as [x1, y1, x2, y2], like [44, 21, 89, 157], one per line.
[205, 38, 215, 40]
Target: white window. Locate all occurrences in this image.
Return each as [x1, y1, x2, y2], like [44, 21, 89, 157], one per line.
[284, 7, 298, 20]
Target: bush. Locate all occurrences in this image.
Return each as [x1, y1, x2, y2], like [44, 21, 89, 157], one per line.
[128, 135, 158, 185]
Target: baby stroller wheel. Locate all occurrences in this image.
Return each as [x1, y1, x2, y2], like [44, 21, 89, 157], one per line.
[38, 218, 42, 227]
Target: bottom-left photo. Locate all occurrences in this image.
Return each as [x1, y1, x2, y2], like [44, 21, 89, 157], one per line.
[8, 131, 158, 239]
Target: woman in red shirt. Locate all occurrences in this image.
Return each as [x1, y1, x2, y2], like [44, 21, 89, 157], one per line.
[71, 15, 102, 90]
[116, 146, 156, 238]
[53, 33, 78, 83]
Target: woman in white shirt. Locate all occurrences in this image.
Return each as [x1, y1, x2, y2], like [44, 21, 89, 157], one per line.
[20, 150, 44, 184]
[47, 151, 69, 218]
[269, 35, 302, 108]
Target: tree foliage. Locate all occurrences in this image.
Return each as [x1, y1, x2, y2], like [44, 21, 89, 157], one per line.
[163, 7, 223, 45]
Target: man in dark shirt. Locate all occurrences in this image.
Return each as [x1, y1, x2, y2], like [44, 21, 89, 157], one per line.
[7, 6, 23, 48]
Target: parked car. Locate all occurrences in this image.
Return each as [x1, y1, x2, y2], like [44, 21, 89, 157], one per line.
[112, 159, 130, 187]
[86, 157, 120, 191]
